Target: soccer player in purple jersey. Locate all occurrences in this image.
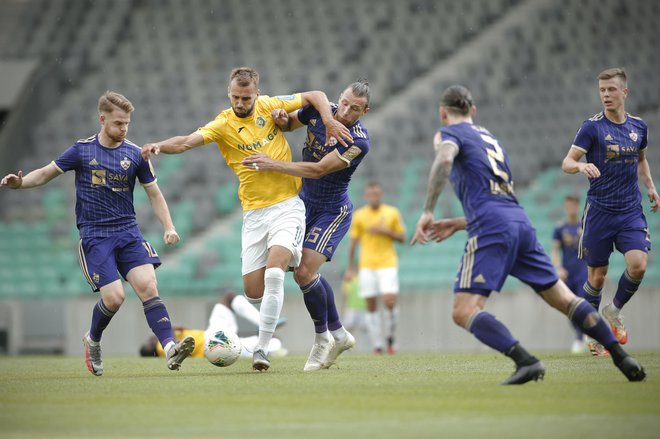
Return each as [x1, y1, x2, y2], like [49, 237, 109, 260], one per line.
[242, 80, 370, 371]
[0, 91, 194, 376]
[551, 195, 588, 354]
[411, 85, 645, 384]
[562, 68, 658, 352]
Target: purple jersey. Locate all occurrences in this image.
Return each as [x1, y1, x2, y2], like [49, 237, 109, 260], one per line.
[441, 123, 527, 235]
[53, 134, 156, 239]
[572, 112, 648, 214]
[297, 104, 369, 207]
[552, 221, 587, 277]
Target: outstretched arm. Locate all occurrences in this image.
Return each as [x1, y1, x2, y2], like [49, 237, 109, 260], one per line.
[638, 150, 659, 212]
[141, 132, 206, 160]
[271, 109, 304, 133]
[561, 147, 600, 178]
[241, 150, 348, 179]
[300, 91, 352, 147]
[1, 163, 60, 189]
[411, 132, 459, 245]
[143, 182, 180, 245]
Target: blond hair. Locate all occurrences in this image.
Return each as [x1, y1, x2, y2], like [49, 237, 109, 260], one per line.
[229, 67, 260, 87]
[597, 68, 627, 87]
[98, 90, 134, 114]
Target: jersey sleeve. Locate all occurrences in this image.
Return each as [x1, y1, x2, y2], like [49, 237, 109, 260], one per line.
[259, 94, 303, 114]
[572, 121, 596, 153]
[197, 116, 227, 145]
[390, 208, 406, 235]
[53, 144, 81, 173]
[335, 137, 369, 168]
[137, 157, 157, 186]
[439, 127, 461, 150]
[640, 121, 648, 151]
[297, 105, 316, 125]
[552, 225, 562, 242]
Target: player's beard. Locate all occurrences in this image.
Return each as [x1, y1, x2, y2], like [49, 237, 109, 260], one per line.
[108, 131, 126, 143]
[233, 103, 255, 118]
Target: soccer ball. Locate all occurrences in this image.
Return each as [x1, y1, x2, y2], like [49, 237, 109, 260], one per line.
[204, 329, 242, 367]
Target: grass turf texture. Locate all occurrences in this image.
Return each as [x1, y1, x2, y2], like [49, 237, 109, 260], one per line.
[1, 352, 659, 439]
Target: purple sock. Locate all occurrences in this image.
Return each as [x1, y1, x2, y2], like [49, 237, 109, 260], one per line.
[581, 281, 602, 310]
[143, 297, 174, 348]
[568, 298, 617, 349]
[89, 299, 116, 342]
[467, 311, 518, 354]
[300, 274, 328, 333]
[319, 275, 342, 331]
[613, 270, 641, 310]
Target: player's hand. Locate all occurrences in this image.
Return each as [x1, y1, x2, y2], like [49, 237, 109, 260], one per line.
[0, 171, 22, 189]
[367, 224, 390, 236]
[271, 109, 290, 129]
[648, 188, 660, 213]
[410, 211, 434, 245]
[141, 143, 160, 161]
[164, 229, 180, 246]
[427, 218, 462, 243]
[242, 153, 276, 171]
[578, 162, 600, 179]
[324, 118, 353, 148]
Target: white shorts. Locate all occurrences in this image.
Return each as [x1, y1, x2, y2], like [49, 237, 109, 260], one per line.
[358, 267, 400, 298]
[241, 196, 305, 275]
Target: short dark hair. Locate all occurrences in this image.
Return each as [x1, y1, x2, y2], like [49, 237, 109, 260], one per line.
[345, 78, 370, 107]
[565, 194, 580, 203]
[597, 67, 626, 87]
[230, 67, 259, 87]
[440, 85, 473, 116]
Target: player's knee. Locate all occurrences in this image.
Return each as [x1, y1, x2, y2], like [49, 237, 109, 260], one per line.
[627, 261, 646, 280]
[589, 272, 606, 289]
[451, 306, 471, 328]
[135, 277, 158, 299]
[104, 291, 125, 310]
[293, 265, 316, 287]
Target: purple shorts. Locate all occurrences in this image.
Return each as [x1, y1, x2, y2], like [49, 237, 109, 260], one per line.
[303, 202, 352, 261]
[78, 229, 161, 292]
[579, 202, 651, 267]
[454, 220, 558, 296]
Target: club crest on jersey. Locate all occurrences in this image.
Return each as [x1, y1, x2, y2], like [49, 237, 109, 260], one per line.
[327, 136, 337, 147]
[629, 131, 638, 142]
[256, 116, 266, 128]
[92, 273, 100, 284]
[120, 157, 131, 170]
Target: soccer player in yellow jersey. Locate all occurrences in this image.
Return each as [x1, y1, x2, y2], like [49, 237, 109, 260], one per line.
[141, 67, 352, 371]
[348, 181, 406, 354]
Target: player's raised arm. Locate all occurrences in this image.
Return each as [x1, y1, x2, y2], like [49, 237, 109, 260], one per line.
[271, 109, 304, 133]
[411, 132, 459, 245]
[141, 132, 206, 160]
[0, 163, 61, 189]
[638, 149, 659, 212]
[561, 147, 600, 179]
[300, 91, 353, 147]
[143, 182, 180, 245]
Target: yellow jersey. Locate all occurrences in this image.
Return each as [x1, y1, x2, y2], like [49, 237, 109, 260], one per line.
[350, 203, 405, 269]
[197, 94, 304, 211]
[156, 328, 206, 358]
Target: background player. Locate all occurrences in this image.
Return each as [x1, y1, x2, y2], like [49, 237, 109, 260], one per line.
[242, 79, 371, 371]
[347, 181, 406, 355]
[141, 67, 352, 371]
[551, 194, 588, 354]
[561, 68, 658, 352]
[411, 85, 645, 384]
[0, 91, 194, 376]
[140, 292, 287, 359]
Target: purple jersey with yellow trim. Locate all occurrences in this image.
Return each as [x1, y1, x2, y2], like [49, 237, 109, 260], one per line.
[53, 134, 156, 239]
[297, 104, 369, 207]
[572, 112, 648, 214]
[441, 122, 527, 235]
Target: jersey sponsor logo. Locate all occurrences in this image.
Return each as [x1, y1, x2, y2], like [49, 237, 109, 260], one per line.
[275, 94, 296, 101]
[629, 131, 638, 142]
[237, 127, 279, 151]
[120, 157, 131, 170]
[605, 144, 620, 162]
[91, 170, 106, 187]
[256, 116, 266, 128]
[89, 158, 99, 166]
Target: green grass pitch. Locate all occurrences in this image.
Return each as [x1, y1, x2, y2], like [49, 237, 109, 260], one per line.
[1, 352, 659, 439]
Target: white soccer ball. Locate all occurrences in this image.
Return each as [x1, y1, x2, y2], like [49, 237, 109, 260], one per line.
[204, 329, 242, 367]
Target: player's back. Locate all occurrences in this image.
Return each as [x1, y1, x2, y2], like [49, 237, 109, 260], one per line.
[572, 112, 647, 214]
[298, 104, 370, 207]
[441, 122, 526, 235]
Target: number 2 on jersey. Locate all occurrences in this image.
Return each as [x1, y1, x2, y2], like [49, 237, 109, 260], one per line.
[480, 134, 514, 195]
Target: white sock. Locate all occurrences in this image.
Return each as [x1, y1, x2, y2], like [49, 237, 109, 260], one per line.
[315, 330, 332, 344]
[384, 307, 399, 343]
[610, 303, 621, 313]
[365, 311, 383, 350]
[231, 294, 261, 327]
[257, 267, 285, 351]
[164, 341, 175, 355]
[331, 326, 348, 342]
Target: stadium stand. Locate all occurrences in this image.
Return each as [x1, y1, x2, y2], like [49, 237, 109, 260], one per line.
[0, 0, 658, 298]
